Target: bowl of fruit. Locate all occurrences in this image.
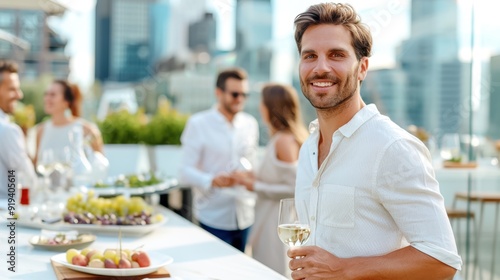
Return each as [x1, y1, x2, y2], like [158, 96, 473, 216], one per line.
[51, 247, 173, 277]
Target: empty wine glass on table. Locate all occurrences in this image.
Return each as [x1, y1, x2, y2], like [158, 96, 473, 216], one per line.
[440, 133, 461, 162]
[35, 148, 58, 210]
[54, 146, 71, 174]
[37, 149, 56, 186]
[277, 198, 311, 247]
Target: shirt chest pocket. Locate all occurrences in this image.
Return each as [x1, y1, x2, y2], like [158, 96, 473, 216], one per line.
[318, 185, 355, 228]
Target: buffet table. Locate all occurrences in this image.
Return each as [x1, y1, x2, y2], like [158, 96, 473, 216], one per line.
[0, 206, 287, 279]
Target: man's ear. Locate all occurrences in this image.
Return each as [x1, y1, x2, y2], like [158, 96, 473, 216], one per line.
[358, 57, 369, 81]
[215, 87, 223, 100]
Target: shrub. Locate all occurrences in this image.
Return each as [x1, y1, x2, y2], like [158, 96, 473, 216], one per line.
[12, 103, 36, 134]
[97, 109, 145, 144]
[141, 100, 188, 145]
[97, 100, 188, 145]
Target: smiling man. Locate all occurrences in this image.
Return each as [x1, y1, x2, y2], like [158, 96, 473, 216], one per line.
[179, 67, 259, 252]
[288, 3, 461, 280]
[0, 60, 36, 201]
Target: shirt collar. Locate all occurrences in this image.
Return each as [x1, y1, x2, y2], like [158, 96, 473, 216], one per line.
[307, 104, 379, 138]
[0, 109, 9, 122]
[210, 105, 227, 123]
[210, 105, 245, 125]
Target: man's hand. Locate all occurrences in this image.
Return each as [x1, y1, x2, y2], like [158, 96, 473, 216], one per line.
[288, 246, 348, 280]
[288, 245, 457, 280]
[231, 171, 255, 191]
[211, 174, 235, 187]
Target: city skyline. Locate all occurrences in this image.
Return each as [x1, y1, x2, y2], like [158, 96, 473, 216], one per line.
[51, 0, 500, 91]
[48, 0, 500, 89]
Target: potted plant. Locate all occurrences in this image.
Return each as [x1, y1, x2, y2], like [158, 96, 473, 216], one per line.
[97, 109, 151, 177]
[141, 100, 188, 178]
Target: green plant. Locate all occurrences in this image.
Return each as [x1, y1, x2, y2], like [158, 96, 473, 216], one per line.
[97, 109, 146, 144]
[141, 100, 188, 145]
[20, 75, 52, 124]
[97, 100, 188, 145]
[12, 103, 36, 134]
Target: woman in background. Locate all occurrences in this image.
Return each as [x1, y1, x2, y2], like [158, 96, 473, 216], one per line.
[233, 83, 308, 276]
[35, 80, 104, 172]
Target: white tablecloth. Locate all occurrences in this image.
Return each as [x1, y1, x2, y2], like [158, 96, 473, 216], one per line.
[0, 206, 287, 279]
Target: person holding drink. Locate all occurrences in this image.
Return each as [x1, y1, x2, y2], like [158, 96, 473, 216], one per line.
[233, 83, 308, 275]
[287, 3, 461, 279]
[179, 68, 259, 252]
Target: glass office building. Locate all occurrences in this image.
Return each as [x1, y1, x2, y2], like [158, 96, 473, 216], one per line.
[0, 1, 69, 80]
[95, 0, 155, 82]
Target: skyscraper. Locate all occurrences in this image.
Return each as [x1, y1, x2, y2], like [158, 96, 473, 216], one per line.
[235, 0, 273, 81]
[489, 54, 500, 139]
[399, 0, 463, 135]
[95, 0, 208, 82]
[361, 68, 407, 126]
[95, 0, 155, 82]
[0, 0, 69, 80]
[188, 12, 217, 55]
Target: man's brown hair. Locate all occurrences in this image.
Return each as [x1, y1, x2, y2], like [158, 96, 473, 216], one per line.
[216, 67, 248, 91]
[0, 60, 19, 84]
[294, 3, 372, 60]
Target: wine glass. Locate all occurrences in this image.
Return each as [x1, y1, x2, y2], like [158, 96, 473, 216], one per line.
[226, 157, 253, 194]
[440, 133, 461, 161]
[37, 149, 56, 185]
[54, 146, 72, 174]
[277, 198, 311, 247]
[238, 157, 252, 171]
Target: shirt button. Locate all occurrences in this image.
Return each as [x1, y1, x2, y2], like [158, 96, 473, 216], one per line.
[310, 216, 316, 221]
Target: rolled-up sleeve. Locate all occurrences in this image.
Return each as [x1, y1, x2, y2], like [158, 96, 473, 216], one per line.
[375, 138, 462, 270]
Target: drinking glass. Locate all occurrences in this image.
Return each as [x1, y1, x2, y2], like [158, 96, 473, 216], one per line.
[226, 157, 253, 194]
[37, 149, 56, 185]
[54, 146, 72, 174]
[277, 198, 311, 247]
[238, 157, 252, 171]
[440, 133, 461, 161]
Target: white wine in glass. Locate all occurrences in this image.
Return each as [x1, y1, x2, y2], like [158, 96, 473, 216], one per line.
[37, 149, 56, 178]
[54, 146, 72, 174]
[277, 198, 311, 247]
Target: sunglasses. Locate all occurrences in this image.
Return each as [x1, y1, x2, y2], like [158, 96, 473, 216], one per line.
[228, 91, 249, 99]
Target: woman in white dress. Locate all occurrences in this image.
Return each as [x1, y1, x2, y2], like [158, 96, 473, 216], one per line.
[233, 83, 308, 276]
[35, 80, 104, 180]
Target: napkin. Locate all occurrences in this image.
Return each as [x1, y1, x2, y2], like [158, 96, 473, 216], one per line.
[51, 260, 171, 280]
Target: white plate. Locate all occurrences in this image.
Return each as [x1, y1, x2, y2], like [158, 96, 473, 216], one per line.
[30, 234, 96, 251]
[91, 178, 179, 196]
[51, 251, 173, 277]
[17, 214, 167, 236]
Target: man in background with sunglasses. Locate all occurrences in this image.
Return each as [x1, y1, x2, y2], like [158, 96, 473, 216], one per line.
[180, 67, 259, 252]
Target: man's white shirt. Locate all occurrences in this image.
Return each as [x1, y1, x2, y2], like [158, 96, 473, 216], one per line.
[295, 104, 462, 270]
[0, 109, 36, 201]
[180, 107, 259, 230]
